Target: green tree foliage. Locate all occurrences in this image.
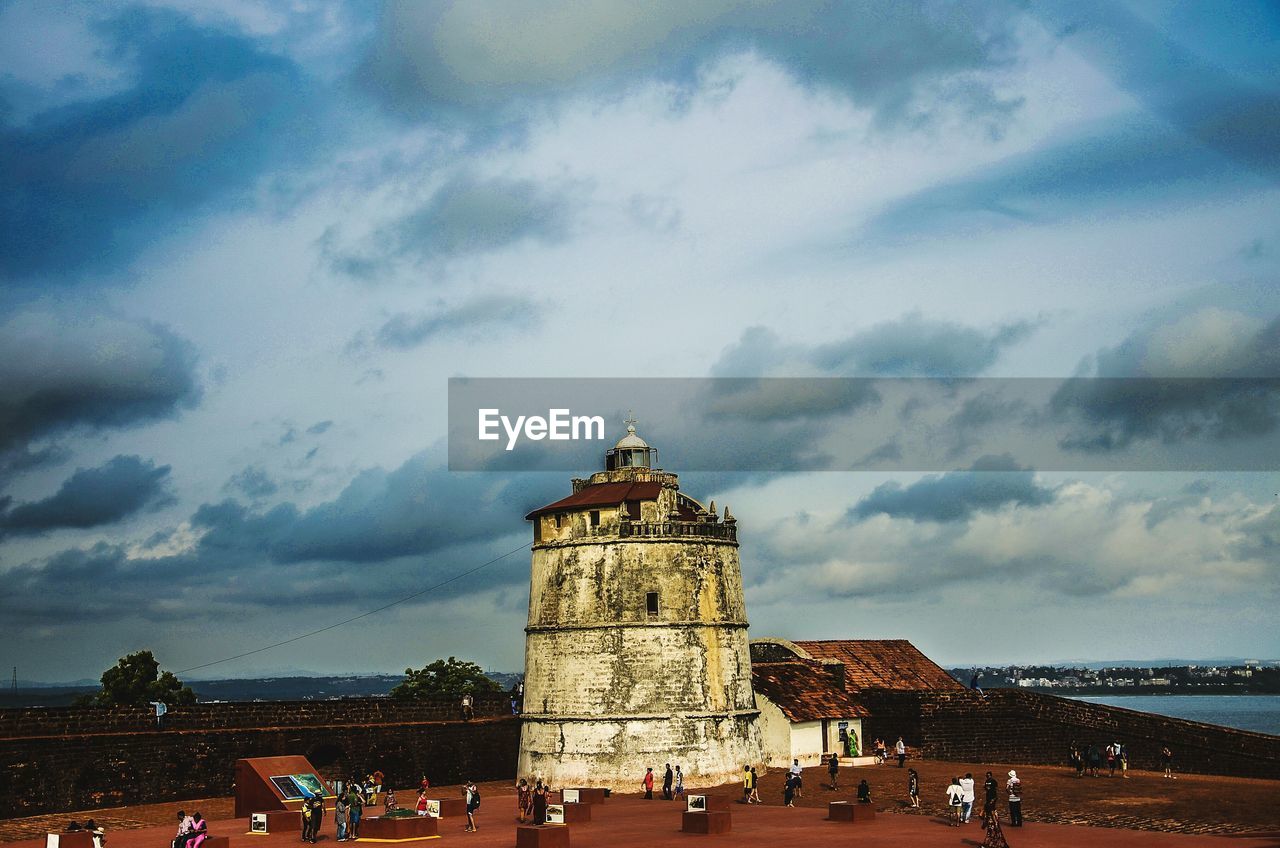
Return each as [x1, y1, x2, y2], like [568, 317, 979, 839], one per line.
[391, 656, 503, 700]
[76, 650, 196, 707]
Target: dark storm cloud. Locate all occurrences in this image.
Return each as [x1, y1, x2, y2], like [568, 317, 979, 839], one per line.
[225, 465, 279, 500]
[370, 295, 542, 351]
[1050, 313, 1280, 452]
[0, 308, 200, 456]
[1031, 1, 1280, 182]
[713, 316, 1036, 379]
[193, 451, 541, 565]
[328, 176, 576, 278]
[0, 6, 314, 283]
[859, 114, 1268, 243]
[2, 453, 555, 626]
[360, 1, 1019, 129]
[0, 455, 173, 535]
[812, 313, 1037, 377]
[862, 2, 1280, 245]
[849, 454, 1054, 523]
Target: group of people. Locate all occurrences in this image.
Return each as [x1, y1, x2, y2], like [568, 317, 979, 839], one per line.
[870, 736, 909, 767]
[171, 812, 205, 848]
[515, 778, 551, 825]
[65, 820, 105, 848]
[1070, 741, 1130, 778]
[942, 771, 1019, 848]
[642, 764, 686, 800]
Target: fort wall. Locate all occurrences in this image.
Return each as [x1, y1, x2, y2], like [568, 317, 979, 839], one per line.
[858, 688, 1280, 780]
[0, 697, 518, 820]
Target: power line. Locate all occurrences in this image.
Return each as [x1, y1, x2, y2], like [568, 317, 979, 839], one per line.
[175, 540, 531, 675]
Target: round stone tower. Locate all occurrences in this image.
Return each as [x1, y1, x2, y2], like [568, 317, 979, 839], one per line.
[518, 419, 763, 788]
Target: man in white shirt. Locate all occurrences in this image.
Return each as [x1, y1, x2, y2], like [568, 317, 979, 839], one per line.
[789, 759, 803, 797]
[959, 772, 975, 823]
[895, 737, 907, 767]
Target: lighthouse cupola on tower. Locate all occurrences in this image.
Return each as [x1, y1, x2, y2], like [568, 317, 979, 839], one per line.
[518, 419, 763, 788]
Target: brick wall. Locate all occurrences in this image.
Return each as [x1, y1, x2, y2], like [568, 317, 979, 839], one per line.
[0, 695, 511, 738]
[859, 688, 1280, 780]
[0, 697, 519, 820]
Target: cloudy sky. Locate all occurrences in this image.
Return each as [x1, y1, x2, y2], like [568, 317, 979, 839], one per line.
[2, 1, 1278, 682]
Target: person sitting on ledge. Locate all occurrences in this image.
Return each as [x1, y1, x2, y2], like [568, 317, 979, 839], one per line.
[184, 814, 207, 848]
[84, 820, 105, 848]
[173, 811, 193, 848]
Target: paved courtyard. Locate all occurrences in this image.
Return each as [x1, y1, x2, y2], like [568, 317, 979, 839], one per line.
[2, 760, 1276, 847]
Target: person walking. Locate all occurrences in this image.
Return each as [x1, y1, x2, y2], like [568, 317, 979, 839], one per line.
[782, 773, 796, 807]
[532, 781, 548, 826]
[662, 764, 674, 800]
[748, 767, 761, 804]
[895, 737, 907, 767]
[1006, 771, 1022, 827]
[828, 752, 840, 790]
[1120, 743, 1129, 779]
[946, 777, 963, 827]
[335, 791, 350, 842]
[981, 771, 997, 826]
[742, 766, 752, 803]
[789, 759, 803, 797]
[959, 773, 975, 823]
[1162, 746, 1175, 778]
[516, 779, 531, 823]
[980, 808, 1011, 848]
[907, 768, 920, 809]
[674, 766, 685, 799]
[643, 767, 655, 800]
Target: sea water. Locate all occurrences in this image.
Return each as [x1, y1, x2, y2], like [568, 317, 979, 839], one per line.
[1071, 694, 1280, 736]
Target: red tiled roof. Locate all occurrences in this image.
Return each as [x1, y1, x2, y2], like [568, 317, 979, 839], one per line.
[751, 661, 868, 722]
[793, 639, 963, 692]
[525, 481, 663, 520]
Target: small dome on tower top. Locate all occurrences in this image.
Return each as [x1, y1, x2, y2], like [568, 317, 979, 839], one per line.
[614, 418, 649, 450]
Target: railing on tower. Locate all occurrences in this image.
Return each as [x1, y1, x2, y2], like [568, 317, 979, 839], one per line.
[616, 519, 737, 542]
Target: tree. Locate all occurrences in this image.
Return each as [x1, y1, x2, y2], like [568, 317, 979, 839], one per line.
[391, 656, 503, 700]
[76, 650, 196, 707]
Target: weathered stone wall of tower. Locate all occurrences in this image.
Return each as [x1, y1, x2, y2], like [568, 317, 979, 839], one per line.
[518, 531, 763, 788]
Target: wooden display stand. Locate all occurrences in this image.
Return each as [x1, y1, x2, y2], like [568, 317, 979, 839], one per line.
[561, 803, 591, 823]
[45, 833, 93, 848]
[234, 756, 334, 818]
[358, 816, 439, 840]
[203, 837, 230, 848]
[516, 824, 570, 848]
[700, 796, 731, 812]
[852, 804, 876, 822]
[566, 788, 607, 804]
[827, 801, 854, 821]
[681, 811, 731, 834]
[262, 810, 302, 832]
[426, 798, 468, 817]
